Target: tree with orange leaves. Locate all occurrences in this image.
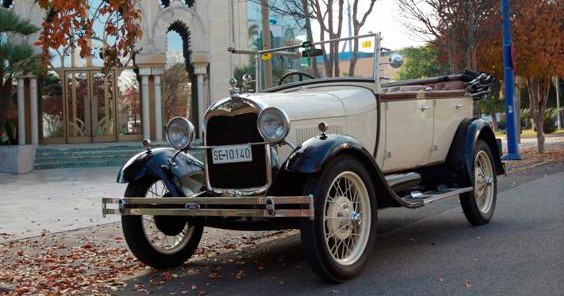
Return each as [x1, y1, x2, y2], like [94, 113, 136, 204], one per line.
[510, 0, 563, 153]
[34, 0, 142, 71]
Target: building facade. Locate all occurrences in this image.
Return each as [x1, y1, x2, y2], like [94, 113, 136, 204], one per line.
[3, 0, 258, 147]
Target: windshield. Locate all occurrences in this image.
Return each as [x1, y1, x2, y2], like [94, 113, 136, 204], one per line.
[256, 33, 380, 91]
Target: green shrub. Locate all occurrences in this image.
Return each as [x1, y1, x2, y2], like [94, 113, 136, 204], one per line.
[543, 108, 560, 134]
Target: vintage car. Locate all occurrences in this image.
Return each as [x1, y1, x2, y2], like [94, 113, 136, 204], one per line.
[103, 34, 503, 282]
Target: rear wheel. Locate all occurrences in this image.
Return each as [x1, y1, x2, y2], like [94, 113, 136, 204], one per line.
[121, 177, 203, 269]
[460, 140, 497, 226]
[300, 156, 377, 282]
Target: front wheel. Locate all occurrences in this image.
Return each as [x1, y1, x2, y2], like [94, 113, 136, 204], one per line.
[460, 140, 497, 226]
[121, 177, 204, 269]
[300, 156, 377, 282]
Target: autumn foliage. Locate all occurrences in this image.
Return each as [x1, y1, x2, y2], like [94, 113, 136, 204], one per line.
[479, 0, 563, 153]
[34, 0, 142, 69]
[399, 0, 563, 153]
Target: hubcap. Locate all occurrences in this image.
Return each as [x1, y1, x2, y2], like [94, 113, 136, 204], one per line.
[142, 180, 194, 254]
[474, 150, 494, 213]
[323, 171, 371, 266]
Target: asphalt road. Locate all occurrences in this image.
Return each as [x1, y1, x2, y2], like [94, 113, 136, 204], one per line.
[119, 162, 564, 296]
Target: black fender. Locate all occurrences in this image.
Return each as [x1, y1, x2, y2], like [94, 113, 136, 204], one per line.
[446, 118, 505, 186]
[117, 148, 203, 197]
[282, 134, 410, 208]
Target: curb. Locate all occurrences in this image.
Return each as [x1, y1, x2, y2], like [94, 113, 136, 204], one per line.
[506, 160, 552, 174]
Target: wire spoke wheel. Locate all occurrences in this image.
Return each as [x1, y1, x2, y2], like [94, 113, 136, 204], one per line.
[122, 177, 203, 269]
[141, 180, 194, 254]
[460, 140, 497, 226]
[323, 171, 371, 266]
[473, 150, 494, 213]
[300, 155, 377, 282]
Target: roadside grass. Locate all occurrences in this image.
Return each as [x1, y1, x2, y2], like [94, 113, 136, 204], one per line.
[494, 129, 564, 138]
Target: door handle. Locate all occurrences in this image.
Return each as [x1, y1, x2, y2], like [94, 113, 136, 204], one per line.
[455, 104, 463, 109]
[420, 104, 430, 111]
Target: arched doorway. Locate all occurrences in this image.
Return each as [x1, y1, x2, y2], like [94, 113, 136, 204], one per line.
[164, 21, 198, 126]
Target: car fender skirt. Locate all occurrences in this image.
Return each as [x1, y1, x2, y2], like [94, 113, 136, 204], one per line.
[283, 134, 411, 208]
[117, 148, 204, 196]
[446, 119, 504, 185]
[465, 119, 505, 176]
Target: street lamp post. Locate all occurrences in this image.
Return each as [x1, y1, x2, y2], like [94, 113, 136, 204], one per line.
[501, 0, 521, 160]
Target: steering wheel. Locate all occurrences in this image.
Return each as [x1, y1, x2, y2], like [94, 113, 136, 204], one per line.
[278, 71, 316, 86]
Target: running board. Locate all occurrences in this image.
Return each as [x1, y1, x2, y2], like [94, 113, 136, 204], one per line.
[385, 172, 421, 191]
[401, 187, 473, 205]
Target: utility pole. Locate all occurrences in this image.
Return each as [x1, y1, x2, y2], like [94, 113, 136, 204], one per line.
[500, 0, 520, 160]
[555, 76, 562, 129]
[261, 0, 272, 89]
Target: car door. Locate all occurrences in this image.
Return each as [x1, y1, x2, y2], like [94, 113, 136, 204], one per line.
[429, 94, 474, 163]
[382, 93, 434, 172]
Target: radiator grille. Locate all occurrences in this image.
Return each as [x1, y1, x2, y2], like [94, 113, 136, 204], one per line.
[205, 113, 267, 189]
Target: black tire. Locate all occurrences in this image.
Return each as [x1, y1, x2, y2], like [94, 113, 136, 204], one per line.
[300, 155, 378, 282]
[121, 177, 204, 269]
[460, 140, 497, 226]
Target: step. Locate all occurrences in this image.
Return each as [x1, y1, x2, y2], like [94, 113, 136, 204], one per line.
[401, 187, 473, 205]
[35, 156, 130, 165]
[35, 150, 141, 159]
[34, 160, 128, 170]
[34, 145, 204, 170]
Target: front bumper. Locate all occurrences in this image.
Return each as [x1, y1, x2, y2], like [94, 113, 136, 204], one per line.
[102, 195, 314, 219]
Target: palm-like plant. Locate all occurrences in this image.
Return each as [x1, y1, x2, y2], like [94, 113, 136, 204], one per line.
[0, 8, 40, 144]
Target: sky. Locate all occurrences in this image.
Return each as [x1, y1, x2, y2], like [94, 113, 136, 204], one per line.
[356, 0, 427, 50]
[165, 0, 430, 64]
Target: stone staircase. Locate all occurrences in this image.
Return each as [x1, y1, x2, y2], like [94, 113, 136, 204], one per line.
[34, 142, 205, 170]
[34, 144, 145, 170]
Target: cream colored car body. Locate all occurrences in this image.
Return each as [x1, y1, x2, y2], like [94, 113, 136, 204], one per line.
[247, 81, 472, 174]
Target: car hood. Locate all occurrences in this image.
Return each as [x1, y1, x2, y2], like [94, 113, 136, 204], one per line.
[244, 89, 345, 121]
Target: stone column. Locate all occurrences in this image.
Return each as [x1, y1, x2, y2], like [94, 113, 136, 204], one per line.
[153, 68, 164, 142]
[139, 68, 151, 140]
[193, 63, 208, 139]
[30, 76, 39, 145]
[17, 77, 25, 145]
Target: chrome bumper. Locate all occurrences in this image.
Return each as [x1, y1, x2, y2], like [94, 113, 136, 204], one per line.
[102, 195, 314, 219]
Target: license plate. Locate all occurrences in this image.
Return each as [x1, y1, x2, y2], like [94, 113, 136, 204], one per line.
[211, 144, 253, 164]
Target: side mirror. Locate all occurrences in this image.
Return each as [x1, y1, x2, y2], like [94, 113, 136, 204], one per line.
[389, 53, 404, 68]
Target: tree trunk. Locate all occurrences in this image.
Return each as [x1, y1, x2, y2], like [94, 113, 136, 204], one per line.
[0, 79, 13, 140]
[489, 111, 498, 131]
[535, 117, 545, 153]
[528, 77, 550, 153]
[302, 0, 320, 77]
[348, 30, 359, 77]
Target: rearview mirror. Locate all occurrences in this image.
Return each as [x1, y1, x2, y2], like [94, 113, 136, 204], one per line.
[389, 53, 404, 68]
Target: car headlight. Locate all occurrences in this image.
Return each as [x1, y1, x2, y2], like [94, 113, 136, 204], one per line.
[166, 117, 195, 150]
[257, 107, 290, 143]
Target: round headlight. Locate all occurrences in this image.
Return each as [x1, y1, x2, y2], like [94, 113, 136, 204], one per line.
[257, 107, 290, 143]
[166, 117, 195, 150]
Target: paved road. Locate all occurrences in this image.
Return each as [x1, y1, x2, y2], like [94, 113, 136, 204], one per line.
[118, 162, 564, 296]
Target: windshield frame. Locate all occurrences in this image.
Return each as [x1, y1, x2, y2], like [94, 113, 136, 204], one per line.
[256, 33, 382, 92]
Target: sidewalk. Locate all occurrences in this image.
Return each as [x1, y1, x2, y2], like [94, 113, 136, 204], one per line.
[0, 167, 124, 242]
[501, 133, 564, 172]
